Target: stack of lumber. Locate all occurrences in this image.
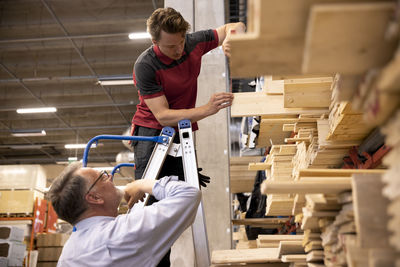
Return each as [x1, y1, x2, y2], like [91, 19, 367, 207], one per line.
[260, 169, 398, 266]
[264, 145, 297, 216]
[335, 48, 400, 127]
[327, 101, 374, 142]
[348, 173, 399, 266]
[37, 233, 69, 267]
[231, 77, 330, 119]
[228, 0, 397, 78]
[319, 191, 355, 267]
[230, 156, 262, 193]
[381, 110, 400, 253]
[233, 225, 257, 249]
[291, 169, 385, 218]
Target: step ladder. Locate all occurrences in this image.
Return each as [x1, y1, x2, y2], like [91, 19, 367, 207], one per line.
[82, 119, 211, 267]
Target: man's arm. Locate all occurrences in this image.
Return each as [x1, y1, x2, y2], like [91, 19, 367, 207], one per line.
[216, 22, 246, 58]
[144, 92, 233, 127]
[124, 179, 156, 208]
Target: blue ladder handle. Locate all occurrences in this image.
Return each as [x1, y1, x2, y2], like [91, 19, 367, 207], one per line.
[82, 135, 169, 167]
[111, 163, 136, 176]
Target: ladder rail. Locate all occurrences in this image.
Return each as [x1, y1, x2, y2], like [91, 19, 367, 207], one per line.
[178, 119, 211, 267]
[82, 134, 170, 167]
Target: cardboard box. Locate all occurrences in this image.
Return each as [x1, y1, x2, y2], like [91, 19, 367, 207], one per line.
[0, 257, 8, 266]
[36, 233, 69, 247]
[0, 190, 44, 214]
[37, 247, 63, 261]
[0, 226, 24, 242]
[0, 165, 46, 190]
[0, 221, 32, 239]
[0, 240, 26, 266]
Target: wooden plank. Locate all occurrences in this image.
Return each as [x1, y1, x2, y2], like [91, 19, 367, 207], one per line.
[231, 156, 263, 165]
[303, 2, 397, 75]
[298, 168, 386, 178]
[231, 92, 328, 117]
[211, 264, 290, 267]
[249, 162, 270, 171]
[264, 77, 284, 95]
[352, 173, 391, 248]
[232, 218, 287, 227]
[304, 240, 323, 253]
[306, 250, 324, 262]
[211, 248, 280, 264]
[261, 178, 351, 194]
[284, 77, 332, 108]
[281, 254, 307, 263]
[258, 235, 304, 242]
[278, 241, 305, 257]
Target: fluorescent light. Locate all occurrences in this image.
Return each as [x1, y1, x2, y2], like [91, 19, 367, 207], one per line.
[68, 157, 78, 161]
[11, 130, 46, 137]
[9, 145, 43, 149]
[128, 32, 151, 40]
[97, 75, 134, 86]
[64, 143, 97, 149]
[17, 107, 57, 114]
[98, 80, 134, 86]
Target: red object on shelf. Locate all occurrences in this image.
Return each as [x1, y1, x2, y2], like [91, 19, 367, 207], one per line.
[46, 202, 58, 233]
[342, 145, 391, 169]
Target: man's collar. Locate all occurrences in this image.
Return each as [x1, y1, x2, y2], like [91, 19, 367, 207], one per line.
[153, 45, 186, 65]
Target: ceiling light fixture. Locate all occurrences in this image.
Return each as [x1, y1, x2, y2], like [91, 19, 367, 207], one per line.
[16, 107, 57, 114]
[128, 32, 151, 40]
[64, 143, 97, 149]
[8, 145, 44, 149]
[97, 75, 134, 86]
[11, 130, 46, 137]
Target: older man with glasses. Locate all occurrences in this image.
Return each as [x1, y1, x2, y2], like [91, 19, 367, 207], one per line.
[48, 162, 201, 267]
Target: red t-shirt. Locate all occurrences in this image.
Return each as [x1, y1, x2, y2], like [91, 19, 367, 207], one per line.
[132, 29, 219, 131]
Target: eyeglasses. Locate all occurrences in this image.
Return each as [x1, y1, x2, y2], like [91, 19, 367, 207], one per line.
[86, 170, 112, 195]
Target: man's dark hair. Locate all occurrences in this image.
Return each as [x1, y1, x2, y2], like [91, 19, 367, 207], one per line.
[48, 162, 88, 225]
[147, 7, 190, 41]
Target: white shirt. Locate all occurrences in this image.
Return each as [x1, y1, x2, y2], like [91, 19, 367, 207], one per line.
[57, 176, 201, 267]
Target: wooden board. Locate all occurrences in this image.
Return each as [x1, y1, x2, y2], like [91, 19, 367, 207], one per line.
[249, 162, 270, 171]
[283, 77, 332, 108]
[211, 248, 280, 264]
[231, 92, 328, 117]
[281, 254, 307, 263]
[232, 218, 287, 228]
[278, 241, 305, 257]
[211, 264, 290, 267]
[352, 173, 391, 248]
[298, 168, 386, 178]
[261, 178, 351, 194]
[305, 250, 324, 262]
[230, 156, 263, 165]
[303, 2, 397, 75]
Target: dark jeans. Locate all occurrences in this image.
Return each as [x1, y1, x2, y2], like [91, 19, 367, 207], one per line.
[131, 125, 184, 267]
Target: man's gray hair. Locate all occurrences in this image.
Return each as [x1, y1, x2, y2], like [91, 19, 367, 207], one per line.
[48, 162, 89, 225]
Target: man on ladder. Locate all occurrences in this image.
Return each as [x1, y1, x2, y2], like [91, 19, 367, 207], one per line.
[130, 7, 244, 266]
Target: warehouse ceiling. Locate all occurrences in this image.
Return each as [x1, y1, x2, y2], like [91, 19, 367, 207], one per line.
[0, 0, 165, 165]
